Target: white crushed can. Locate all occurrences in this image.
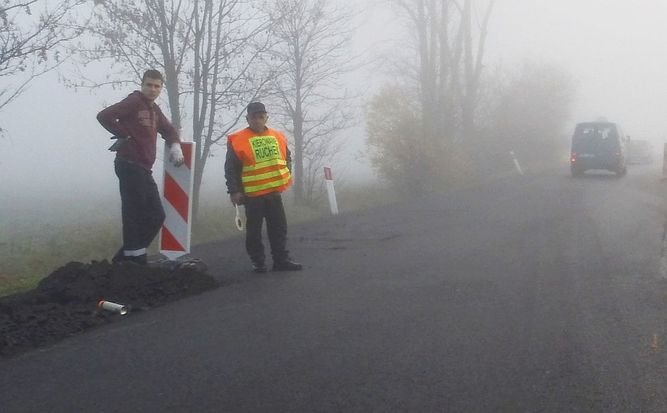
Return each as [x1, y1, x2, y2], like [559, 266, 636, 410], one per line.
[97, 300, 129, 315]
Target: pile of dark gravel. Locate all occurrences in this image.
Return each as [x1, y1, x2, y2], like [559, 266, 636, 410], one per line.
[0, 260, 218, 358]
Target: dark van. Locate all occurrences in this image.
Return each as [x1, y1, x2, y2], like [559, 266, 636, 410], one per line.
[570, 121, 627, 177]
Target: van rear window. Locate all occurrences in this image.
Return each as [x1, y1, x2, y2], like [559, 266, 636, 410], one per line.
[572, 123, 619, 151]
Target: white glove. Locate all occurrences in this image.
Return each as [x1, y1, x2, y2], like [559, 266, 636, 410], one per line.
[169, 143, 184, 167]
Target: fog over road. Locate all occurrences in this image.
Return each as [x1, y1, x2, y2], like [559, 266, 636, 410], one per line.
[3, 164, 667, 412]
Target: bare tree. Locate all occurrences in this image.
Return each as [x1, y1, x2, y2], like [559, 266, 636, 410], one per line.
[366, 0, 496, 189]
[0, 0, 85, 123]
[460, 0, 495, 140]
[390, 0, 495, 141]
[481, 60, 576, 166]
[188, 0, 275, 217]
[366, 84, 425, 192]
[77, 0, 190, 128]
[368, 60, 574, 189]
[268, 0, 358, 204]
[76, 0, 275, 218]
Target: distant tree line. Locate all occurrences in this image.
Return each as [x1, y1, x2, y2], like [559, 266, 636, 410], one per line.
[367, 0, 575, 193]
[1, 0, 576, 210]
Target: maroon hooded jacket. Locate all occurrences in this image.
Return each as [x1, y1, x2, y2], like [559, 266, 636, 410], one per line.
[97, 91, 180, 171]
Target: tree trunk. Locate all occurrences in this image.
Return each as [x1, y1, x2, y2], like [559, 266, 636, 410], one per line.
[293, 99, 304, 203]
[192, 151, 207, 222]
[462, 0, 475, 141]
[164, 62, 181, 131]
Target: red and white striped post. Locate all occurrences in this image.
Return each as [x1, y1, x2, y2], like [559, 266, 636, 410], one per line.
[160, 142, 196, 260]
[323, 166, 339, 215]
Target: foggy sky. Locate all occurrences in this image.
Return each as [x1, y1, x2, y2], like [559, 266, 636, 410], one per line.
[487, 0, 667, 138]
[2, 0, 667, 203]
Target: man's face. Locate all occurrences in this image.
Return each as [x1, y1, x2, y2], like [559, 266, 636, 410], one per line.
[247, 111, 268, 132]
[141, 77, 163, 101]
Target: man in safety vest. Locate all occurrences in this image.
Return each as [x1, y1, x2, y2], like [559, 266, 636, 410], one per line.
[225, 101, 302, 273]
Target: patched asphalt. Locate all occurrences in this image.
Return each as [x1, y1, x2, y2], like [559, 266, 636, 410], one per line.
[2, 164, 667, 412]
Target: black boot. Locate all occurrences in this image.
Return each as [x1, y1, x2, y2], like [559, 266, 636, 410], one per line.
[111, 248, 124, 264]
[252, 261, 268, 273]
[130, 254, 148, 266]
[273, 258, 302, 271]
[118, 253, 147, 266]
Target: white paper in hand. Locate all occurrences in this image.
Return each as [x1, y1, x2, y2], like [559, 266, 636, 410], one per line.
[235, 204, 245, 231]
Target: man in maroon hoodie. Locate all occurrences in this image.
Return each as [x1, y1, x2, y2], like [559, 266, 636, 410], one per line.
[97, 69, 184, 265]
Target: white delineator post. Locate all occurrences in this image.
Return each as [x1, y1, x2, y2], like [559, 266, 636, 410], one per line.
[160, 142, 196, 260]
[324, 167, 339, 215]
[661, 220, 667, 278]
[510, 150, 524, 175]
[662, 143, 667, 179]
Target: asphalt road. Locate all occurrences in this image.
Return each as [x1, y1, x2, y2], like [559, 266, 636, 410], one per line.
[3, 164, 667, 412]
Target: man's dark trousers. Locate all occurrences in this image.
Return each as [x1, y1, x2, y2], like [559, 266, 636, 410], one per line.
[115, 159, 165, 254]
[244, 192, 288, 264]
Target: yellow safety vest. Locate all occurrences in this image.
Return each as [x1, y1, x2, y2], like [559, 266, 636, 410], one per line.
[228, 127, 292, 197]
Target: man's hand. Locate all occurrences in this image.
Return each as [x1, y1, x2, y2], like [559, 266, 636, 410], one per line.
[169, 143, 185, 167]
[230, 192, 244, 205]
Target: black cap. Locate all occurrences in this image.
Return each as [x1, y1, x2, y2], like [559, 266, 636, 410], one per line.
[247, 101, 267, 114]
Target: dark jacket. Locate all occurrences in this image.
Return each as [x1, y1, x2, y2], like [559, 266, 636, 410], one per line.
[97, 91, 179, 170]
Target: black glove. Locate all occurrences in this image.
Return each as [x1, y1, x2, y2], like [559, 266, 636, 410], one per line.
[108, 135, 129, 152]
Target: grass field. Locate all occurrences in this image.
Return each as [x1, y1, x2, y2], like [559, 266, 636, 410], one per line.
[0, 182, 399, 296]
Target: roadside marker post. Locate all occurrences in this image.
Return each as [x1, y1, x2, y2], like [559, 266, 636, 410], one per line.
[160, 142, 196, 260]
[324, 167, 339, 215]
[510, 151, 524, 175]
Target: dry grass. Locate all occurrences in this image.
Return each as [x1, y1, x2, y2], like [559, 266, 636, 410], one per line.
[0, 181, 399, 297]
